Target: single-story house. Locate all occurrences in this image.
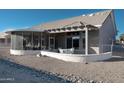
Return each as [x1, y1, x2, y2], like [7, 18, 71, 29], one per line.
[0, 32, 11, 47]
[120, 35, 124, 44]
[6, 10, 117, 62]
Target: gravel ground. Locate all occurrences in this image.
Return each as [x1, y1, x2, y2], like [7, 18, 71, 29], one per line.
[0, 59, 71, 83]
[0, 48, 124, 83]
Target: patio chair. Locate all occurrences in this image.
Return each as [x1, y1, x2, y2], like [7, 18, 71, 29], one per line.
[58, 48, 64, 53]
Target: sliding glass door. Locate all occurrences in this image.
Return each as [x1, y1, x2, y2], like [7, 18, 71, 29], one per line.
[66, 36, 79, 49]
[72, 36, 79, 49]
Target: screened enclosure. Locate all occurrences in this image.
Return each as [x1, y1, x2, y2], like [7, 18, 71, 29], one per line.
[11, 32, 43, 50]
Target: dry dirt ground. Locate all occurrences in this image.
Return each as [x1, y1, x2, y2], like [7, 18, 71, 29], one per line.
[0, 48, 124, 83]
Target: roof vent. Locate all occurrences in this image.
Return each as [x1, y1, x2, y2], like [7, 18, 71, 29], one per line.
[96, 12, 106, 15]
[89, 14, 94, 16]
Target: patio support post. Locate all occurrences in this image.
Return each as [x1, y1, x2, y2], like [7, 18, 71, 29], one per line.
[48, 34, 50, 50]
[32, 32, 33, 50]
[85, 27, 88, 55]
[22, 32, 23, 50]
[11, 34, 12, 49]
[41, 32, 42, 50]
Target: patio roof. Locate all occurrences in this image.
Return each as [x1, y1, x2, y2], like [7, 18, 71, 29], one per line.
[0, 32, 10, 38]
[6, 27, 44, 34]
[44, 22, 99, 33]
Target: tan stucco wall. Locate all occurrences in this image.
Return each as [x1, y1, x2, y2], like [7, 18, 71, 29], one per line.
[88, 30, 99, 54]
[99, 12, 116, 53]
[56, 33, 66, 49]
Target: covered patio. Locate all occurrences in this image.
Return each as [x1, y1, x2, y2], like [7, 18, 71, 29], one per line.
[8, 22, 99, 56]
[40, 23, 111, 62]
[43, 22, 99, 55]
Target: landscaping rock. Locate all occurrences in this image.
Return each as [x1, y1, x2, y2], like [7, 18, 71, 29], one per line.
[36, 54, 41, 57]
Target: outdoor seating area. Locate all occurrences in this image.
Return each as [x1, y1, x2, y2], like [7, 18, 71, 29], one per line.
[58, 48, 74, 54]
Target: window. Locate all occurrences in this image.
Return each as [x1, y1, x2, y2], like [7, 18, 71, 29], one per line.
[67, 37, 72, 48]
[42, 40, 45, 46]
[11, 32, 23, 50]
[73, 38, 79, 49]
[0, 39, 5, 43]
[49, 37, 55, 49]
[50, 38, 54, 45]
[23, 32, 41, 50]
[67, 36, 79, 49]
